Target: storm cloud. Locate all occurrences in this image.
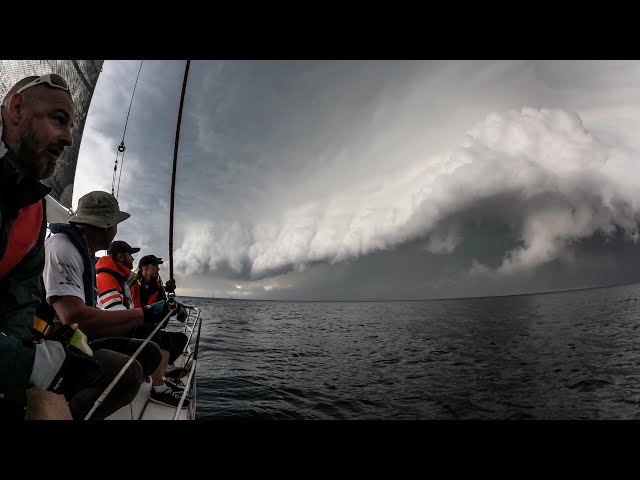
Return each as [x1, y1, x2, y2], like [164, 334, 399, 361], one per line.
[74, 61, 640, 299]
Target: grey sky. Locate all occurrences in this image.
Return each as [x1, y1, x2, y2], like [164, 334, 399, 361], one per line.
[73, 60, 640, 299]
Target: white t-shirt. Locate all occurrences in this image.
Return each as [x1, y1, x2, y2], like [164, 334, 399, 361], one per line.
[42, 233, 96, 324]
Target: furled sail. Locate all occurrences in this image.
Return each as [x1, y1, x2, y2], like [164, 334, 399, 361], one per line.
[0, 60, 104, 223]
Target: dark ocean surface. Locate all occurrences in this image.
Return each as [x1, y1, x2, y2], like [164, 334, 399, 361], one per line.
[178, 283, 640, 419]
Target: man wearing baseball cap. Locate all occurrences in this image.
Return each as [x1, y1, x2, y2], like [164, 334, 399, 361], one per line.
[131, 255, 168, 306]
[129, 252, 189, 398]
[96, 241, 140, 310]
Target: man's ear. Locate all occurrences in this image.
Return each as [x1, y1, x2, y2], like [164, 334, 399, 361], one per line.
[4, 93, 24, 124]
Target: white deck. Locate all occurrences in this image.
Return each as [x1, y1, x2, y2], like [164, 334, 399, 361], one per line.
[107, 355, 195, 420]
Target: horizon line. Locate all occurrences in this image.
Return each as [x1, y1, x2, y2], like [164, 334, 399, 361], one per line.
[177, 280, 640, 303]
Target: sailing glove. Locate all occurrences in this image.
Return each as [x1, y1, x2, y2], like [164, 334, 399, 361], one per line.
[165, 278, 176, 294]
[143, 300, 176, 324]
[175, 302, 188, 323]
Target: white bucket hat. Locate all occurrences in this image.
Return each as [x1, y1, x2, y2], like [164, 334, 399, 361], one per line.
[69, 191, 130, 228]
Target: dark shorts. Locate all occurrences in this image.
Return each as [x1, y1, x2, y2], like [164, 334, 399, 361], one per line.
[90, 337, 163, 378]
[130, 325, 188, 365]
[72, 337, 163, 419]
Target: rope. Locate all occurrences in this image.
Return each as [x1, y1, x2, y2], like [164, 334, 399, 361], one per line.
[112, 60, 144, 199]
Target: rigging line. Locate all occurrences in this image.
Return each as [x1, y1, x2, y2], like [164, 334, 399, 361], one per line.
[115, 148, 126, 199]
[121, 60, 144, 143]
[111, 151, 119, 196]
[113, 60, 144, 198]
[168, 60, 191, 282]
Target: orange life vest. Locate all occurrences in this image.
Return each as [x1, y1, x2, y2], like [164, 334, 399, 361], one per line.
[0, 201, 43, 280]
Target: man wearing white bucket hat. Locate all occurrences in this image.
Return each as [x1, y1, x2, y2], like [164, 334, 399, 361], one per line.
[42, 191, 177, 419]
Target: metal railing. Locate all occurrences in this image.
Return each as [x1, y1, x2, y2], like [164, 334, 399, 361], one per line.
[172, 306, 202, 420]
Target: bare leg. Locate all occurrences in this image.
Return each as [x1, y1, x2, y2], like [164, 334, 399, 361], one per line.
[151, 350, 170, 386]
[25, 387, 73, 420]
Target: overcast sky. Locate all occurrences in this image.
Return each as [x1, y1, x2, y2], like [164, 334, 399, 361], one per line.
[72, 60, 640, 300]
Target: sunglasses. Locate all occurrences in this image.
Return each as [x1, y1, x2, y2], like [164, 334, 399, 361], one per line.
[15, 73, 70, 95]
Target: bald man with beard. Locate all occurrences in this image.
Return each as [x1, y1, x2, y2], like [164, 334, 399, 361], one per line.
[1, 75, 162, 420]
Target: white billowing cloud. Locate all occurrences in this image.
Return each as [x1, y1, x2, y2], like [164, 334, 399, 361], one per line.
[175, 106, 640, 280]
[175, 220, 251, 275]
[457, 107, 638, 275]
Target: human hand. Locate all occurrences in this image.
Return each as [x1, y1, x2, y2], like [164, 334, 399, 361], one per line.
[165, 278, 176, 293]
[143, 300, 175, 324]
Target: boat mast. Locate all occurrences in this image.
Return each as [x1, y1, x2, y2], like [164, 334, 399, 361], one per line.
[168, 60, 191, 290]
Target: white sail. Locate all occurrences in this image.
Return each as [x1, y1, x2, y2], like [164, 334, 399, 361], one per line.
[45, 194, 73, 224]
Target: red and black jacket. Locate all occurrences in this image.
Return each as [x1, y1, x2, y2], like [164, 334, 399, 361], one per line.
[0, 156, 50, 417]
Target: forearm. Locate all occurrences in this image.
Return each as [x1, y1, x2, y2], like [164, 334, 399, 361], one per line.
[55, 302, 144, 339]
